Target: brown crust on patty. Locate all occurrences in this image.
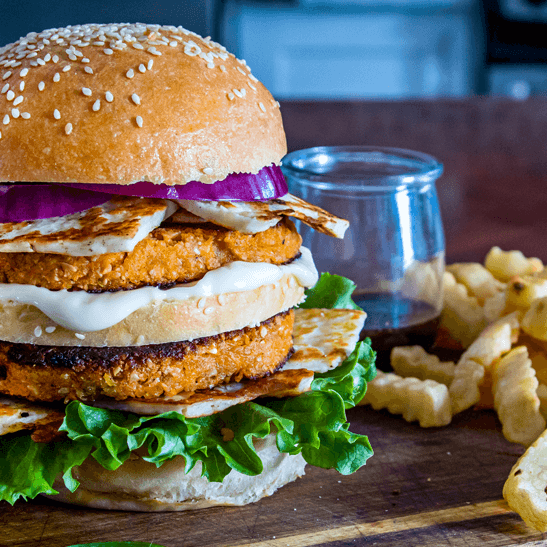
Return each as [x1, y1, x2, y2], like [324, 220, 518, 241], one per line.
[0, 311, 294, 403]
[0, 218, 301, 291]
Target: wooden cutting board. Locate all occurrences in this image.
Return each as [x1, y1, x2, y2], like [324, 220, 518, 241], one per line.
[1, 406, 545, 547]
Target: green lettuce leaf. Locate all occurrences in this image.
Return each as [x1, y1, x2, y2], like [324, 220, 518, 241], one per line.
[0, 275, 376, 505]
[299, 272, 361, 310]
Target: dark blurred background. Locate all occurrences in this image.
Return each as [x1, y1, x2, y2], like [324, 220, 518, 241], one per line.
[2, 0, 547, 99]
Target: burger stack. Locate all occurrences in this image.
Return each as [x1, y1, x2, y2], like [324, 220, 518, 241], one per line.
[0, 23, 375, 511]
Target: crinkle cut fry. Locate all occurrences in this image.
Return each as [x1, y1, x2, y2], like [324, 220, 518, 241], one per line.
[359, 371, 452, 428]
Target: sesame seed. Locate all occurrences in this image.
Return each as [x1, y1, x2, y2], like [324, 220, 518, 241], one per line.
[65, 122, 73, 135]
[45, 326, 56, 333]
[62, 65, 71, 72]
[39, 80, 46, 90]
[21, 112, 30, 119]
[135, 115, 143, 127]
[169, 41, 178, 47]
[2, 71, 12, 80]
[68, 53, 77, 61]
[52, 55, 59, 63]
[19, 68, 28, 77]
[82, 87, 92, 96]
[126, 68, 134, 79]
[0, 131, 2, 139]
[138, 63, 146, 73]
[6, 90, 14, 101]
[82, 57, 90, 63]
[227, 92, 234, 100]
[1, 84, 8, 93]
[2, 115, 9, 125]
[197, 298, 206, 309]
[207, 62, 214, 69]
[53, 73, 60, 82]
[13, 96, 23, 106]
[92, 99, 100, 111]
[259, 102, 266, 113]
[11, 108, 19, 118]
[94, 41, 105, 46]
[132, 43, 144, 50]
[44, 53, 51, 62]
[248, 82, 257, 92]
[75, 333, 85, 340]
[204, 307, 215, 315]
[131, 93, 141, 105]
[105, 91, 113, 102]
[203, 167, 213, 175]
[220, 65, 226, 72]
[26, 52, 37, 58]
[104, 48, 113, 55]
[84, 66, 93, 74]
[148, 46, 161, 56]
[147, 59, 153, 70]
[54, 109, 61, 119]
[34, 326, 42, 337]
[233, 88, 243, 98]
[19, 81, 24, 91]
[237, 67, 246, 75]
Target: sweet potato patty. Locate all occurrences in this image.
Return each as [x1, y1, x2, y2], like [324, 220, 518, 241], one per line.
[0, 218, 301, 291]
[0, 310, 294, 402]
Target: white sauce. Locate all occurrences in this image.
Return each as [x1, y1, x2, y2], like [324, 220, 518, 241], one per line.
[0, 247, 318, 333]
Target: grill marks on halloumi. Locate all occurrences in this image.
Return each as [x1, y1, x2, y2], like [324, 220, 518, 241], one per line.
[174, 193, 349, 239]
[0, 196, 178, 256]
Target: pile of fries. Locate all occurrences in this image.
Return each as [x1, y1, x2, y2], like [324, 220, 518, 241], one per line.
[359, 246, 547, 531]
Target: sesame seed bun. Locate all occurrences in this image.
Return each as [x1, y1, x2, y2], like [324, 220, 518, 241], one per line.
[0, 23, 286, 185]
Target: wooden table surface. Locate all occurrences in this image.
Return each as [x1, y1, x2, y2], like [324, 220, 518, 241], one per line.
[2, 97, 547, 547]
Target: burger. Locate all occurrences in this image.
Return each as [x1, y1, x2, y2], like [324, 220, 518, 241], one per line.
[0, 23, 376, 511]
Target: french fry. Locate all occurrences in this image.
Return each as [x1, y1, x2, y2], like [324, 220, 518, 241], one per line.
[446, 262, 504, 304]
[360, 371, 452, 428]
[449, 359, 485, 415]
[483, 291, 507, 323]
[459, 312, 519, 371]
[485, 246, 543, 282]
[390, 346, 455, 386]
[449, 313, 519, 413]
[536, 383, 547, 421]
[522, 297, 547, 341]
[505, 275, 547, 311]
[440, 272, 487, 348]
[492, 346, 546, 446]
[504, 428, 547, 532]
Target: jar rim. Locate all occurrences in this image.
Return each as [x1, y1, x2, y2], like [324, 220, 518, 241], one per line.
[281, 146, 443, 193]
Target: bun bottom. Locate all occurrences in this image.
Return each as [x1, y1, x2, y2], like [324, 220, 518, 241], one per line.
[45, 433, 306, 511]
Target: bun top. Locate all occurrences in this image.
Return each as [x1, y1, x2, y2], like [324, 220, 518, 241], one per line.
[0, 24, 286, 186]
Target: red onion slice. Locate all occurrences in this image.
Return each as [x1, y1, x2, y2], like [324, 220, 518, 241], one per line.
[0, 165, 288, 223]
[0, 185, 112, 223]
[65, 164, 288, 201]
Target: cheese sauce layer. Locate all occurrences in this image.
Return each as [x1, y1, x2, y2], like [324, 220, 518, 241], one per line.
[0, 247, 318, 333]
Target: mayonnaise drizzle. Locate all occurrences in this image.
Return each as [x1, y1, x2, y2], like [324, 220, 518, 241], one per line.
[0, 247, 318, 333]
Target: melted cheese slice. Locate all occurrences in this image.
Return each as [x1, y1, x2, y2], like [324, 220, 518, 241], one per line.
[174, 194, 349, 238]
[0, 196, 177, 255]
